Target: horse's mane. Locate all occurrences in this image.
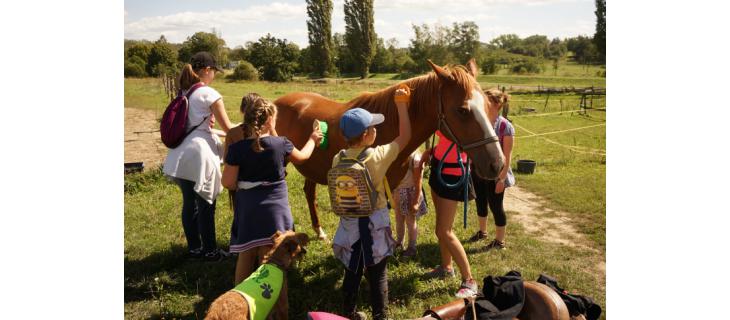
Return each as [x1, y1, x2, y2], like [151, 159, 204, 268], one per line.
[345, 65, 476, 119]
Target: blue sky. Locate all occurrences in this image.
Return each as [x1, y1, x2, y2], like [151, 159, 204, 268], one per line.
[124, 0, 597, 48]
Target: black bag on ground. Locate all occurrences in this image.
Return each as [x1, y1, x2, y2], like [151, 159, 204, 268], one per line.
[465, 270, 525, 320]
[536, 274, 602, 320]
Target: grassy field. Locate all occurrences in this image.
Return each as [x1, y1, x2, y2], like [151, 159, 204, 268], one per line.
[124, 69, 605, 319]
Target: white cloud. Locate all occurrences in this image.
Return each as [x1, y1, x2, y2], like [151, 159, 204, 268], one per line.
[375, 0, 576, 10]
[124, 2, 307, 45]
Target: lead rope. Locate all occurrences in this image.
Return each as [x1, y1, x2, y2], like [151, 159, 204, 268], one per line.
[434, 141, 471, 229]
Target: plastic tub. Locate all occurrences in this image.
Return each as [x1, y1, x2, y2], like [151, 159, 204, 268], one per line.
[516, 160, 536, 174]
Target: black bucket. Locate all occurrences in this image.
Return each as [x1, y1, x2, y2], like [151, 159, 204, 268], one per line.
[516, 160, 536, 174]
[125, 162, 144, 174]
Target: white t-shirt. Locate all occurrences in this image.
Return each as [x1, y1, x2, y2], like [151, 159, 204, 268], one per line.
[397, 151, 423, 189]
[185, 86, 222, 133]
[163, 84, 224, 203]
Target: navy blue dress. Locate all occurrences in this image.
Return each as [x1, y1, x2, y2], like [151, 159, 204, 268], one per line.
[225, 136, 294, 253]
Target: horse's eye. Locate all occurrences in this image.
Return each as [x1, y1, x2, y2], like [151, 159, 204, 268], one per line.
[457, 107, 470, 116]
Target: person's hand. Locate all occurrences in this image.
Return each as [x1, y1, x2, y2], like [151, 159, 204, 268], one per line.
[211, 128, 226, 138]
[310, 127, 324, 144]
[421, 149, 432, 166]
[209, 114, 216, 129]
[394, 84, 411, 107]
[495, 179, 505, 194]
[410, 195, 422, 215]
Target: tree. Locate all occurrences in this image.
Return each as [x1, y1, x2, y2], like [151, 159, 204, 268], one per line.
[124, 56, 147, 77]
[248, 34, 300, 82]
[547, 37, 567, 59]
[522, 35, 550, 57]
[371, 38, 394, 73]
[228, 60, 259, 81]
[229, 45, 250, 62]
[344, 0, 375, 78]
[489, 34, 523, 53]
[306, 0, 335, 77]
[178, 31, 228, 67]
[450, 21, 480, 63]
[407, 23, 454, 73]
[594, 0, 606, 63]
[126, 43, 151, 62]
[147, 35, 178, 76]
[566, 35, 597, 64]
[333, 32, 356, 74]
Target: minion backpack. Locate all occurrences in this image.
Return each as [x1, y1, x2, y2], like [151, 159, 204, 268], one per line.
[327, 148, 379, 217]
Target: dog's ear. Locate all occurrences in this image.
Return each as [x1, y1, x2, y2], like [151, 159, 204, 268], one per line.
[270, 230, 284, 241]
[295, 233, 310, 247]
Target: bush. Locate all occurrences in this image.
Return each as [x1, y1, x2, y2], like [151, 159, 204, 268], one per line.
[481, 57, 499, 74]
[510, 60, 543, 74]
[228, 60, 259, 81]
[124, 56, 147, 78]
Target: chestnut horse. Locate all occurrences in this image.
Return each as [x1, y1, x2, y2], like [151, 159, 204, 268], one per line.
[274, 60, 505, 237]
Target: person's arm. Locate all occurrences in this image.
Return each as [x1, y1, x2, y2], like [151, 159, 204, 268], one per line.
[495, 135, 513, 193]
[411, 163, 424, 213]
[210, 99, 234, 133]
[419, 148, 433, 168]
[392, 86, 412, 149]
[221, 164, 239, 191]
[288, 128, 323, 164]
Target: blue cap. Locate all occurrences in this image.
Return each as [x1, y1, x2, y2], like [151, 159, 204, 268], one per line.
[339, 108, 385, 139]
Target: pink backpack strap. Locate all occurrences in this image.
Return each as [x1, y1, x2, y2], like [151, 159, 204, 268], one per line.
[185, 82, 205, 98]
[497, 117, 507, 144]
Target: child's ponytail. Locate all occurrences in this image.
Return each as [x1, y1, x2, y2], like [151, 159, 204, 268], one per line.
[178, 63, 201, 92]
[486, 89, 510, 107]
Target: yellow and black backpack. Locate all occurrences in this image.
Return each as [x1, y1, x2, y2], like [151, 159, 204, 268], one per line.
[327, 148, 378, 217]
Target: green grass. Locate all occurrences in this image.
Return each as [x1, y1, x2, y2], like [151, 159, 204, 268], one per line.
[125, 166, 605, 319]
[510, 109, 606, 248]
[124, 72, 605, 319]
[477, 74, 605, 89]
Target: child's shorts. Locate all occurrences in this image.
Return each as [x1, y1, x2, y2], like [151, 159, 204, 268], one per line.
[396, 186, 427, 217]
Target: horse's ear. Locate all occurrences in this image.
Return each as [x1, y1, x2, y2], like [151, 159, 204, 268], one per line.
[427, 59, 453, 82]
[466, 58, 479, 77]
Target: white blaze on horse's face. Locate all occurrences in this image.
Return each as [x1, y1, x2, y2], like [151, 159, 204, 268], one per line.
[466, 89, 497, 138]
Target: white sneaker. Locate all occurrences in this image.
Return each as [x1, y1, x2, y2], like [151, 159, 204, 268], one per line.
[455, 279, 478, 298]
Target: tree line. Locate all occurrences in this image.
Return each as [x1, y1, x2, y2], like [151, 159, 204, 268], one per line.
[125, 0, 605, 81]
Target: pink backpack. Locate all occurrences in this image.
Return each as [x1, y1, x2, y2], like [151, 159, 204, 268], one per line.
[160, 82, 206, 148]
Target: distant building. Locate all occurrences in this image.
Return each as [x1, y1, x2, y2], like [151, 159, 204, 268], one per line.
[226, 60, 240, 69]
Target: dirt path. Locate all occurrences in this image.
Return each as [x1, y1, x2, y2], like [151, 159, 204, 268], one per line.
[505, 185, 605, 287]
[124, 108, 166, 170]
[505, 186, 597, 252]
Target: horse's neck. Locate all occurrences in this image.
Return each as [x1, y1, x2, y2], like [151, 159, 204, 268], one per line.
[355, 76, 440, 151]
[409, 85, 439, 149]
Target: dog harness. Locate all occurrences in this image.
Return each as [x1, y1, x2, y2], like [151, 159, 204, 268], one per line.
[231, 263, 284, 320]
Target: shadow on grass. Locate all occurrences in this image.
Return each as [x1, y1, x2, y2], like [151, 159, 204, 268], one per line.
[125, 244, 236, 319]
[125, 241, 456, 319]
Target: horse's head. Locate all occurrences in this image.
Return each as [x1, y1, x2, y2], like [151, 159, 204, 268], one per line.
[428, 59, 505, 179]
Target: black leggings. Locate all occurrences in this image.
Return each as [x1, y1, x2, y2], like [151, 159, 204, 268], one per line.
[471, 175, 507, 227]
[342, 255, 388, 320]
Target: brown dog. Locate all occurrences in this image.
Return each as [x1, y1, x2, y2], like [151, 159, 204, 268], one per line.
[419, 281, 572, 320]
[205, 231, 309, 320]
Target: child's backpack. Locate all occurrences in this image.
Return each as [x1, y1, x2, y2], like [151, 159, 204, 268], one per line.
[160, 82, 206, 149]
[327, 148, 379, 217]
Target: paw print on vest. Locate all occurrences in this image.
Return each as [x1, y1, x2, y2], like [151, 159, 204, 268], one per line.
[260, 283, 274, 299]
[253, 267, 270, 283]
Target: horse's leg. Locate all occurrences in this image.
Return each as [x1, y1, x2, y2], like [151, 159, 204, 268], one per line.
[304, 179, 327, 240]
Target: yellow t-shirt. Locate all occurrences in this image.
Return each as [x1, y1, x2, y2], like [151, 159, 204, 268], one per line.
[332, 141, 400, 210]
